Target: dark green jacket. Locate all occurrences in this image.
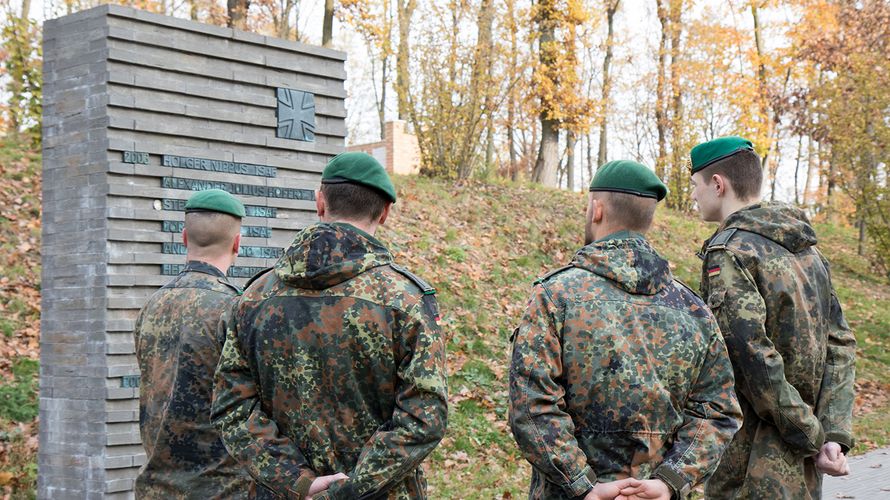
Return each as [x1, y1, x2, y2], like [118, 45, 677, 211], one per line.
[135, 260, 251, 499]
[699, 203, 856, 499]
[212, 223, 448, 500]
[510, 234, 742, 499]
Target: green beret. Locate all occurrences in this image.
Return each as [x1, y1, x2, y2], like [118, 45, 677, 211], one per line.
[321, 152, 396, 203]
[690, 136, 755, 173]
[589, 160, 668, 202]
[184, 189, 245, 217]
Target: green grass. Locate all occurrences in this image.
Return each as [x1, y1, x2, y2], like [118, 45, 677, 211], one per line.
[0, 358, 39, 423]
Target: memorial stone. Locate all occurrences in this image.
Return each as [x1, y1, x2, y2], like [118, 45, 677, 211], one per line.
[39, 5, 346, 497]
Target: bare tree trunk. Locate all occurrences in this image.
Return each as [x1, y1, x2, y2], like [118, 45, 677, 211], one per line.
[227, 0, 250, 29]
[751, 2, 777, 193]
[598, 0, 620, 166]
[803, 137, 816, 206]
[567, 130, 577, 191]
[793, 134, 804, 205]
[826, 146, 837, 217]
[586, 131, 594, 179]
[322, 0, 334, 47]
[655, 0, 669, 178]
[534, 119, 559, 186]
[533, 6, 559, 187]
[506, 0, 518, 181]
[396, 0, 417, 120]
[668, 0, 685, 209]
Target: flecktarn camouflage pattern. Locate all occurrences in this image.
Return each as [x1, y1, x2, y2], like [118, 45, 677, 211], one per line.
[134, 260, 252, 498]
[509, 233, 742, 499]
[211, 222, 447, 499]
[699, 202, 856, 500]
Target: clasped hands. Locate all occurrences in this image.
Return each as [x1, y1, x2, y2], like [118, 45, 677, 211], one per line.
[815, 441, 850, 477]
[306, 473, 348, 500]
[584, 478, 672, 500]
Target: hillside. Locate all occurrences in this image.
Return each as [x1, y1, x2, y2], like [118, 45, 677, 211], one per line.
[1, 138, 888, 497]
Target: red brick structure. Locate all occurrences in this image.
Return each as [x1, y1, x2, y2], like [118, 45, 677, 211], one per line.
[347, 121, 420, 175]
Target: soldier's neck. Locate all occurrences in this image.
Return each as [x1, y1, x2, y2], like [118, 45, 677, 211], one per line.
[719, 196, 758, 224]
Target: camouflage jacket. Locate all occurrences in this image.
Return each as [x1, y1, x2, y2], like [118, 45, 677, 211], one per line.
[698, 203, 856, 499]
[211, 222, 448, 500]
[134, 260, 252, 499]
[509, 232, 742, 499]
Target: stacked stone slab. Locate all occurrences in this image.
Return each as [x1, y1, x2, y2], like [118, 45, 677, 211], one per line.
[40, 5, 346, 497]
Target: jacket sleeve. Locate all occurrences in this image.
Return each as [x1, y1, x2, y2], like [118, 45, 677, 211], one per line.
[654, 326, 743, 497]
[319, 296, 448, 500]
[814, 287, 856, 452]
[508, 284, 597, 498]
[210, 302, 316, 499]
[705, 250, 825, 457]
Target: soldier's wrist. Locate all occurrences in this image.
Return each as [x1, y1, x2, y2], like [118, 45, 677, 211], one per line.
[824, 431, 854, 454]
[563, 466, 598, 498]
[652, 464, 689, 499]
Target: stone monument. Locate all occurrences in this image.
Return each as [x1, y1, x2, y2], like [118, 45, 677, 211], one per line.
[40, 5, 346, 497]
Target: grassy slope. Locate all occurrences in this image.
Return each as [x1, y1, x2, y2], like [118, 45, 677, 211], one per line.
[0, 137, 40, 496]
[382, 175, 890, 498]
[0, 141, 887, 497]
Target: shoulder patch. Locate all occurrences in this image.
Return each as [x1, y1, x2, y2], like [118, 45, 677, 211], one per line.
[534, 264, 575, 285]
[216, 277, 243, 295]
[706, 228, 738, 251]
[243, 266, 274, 291]
[389, 263, 440, 322]
[389, 263, 436, 295]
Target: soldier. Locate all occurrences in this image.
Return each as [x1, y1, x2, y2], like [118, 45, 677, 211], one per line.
[211, 152, 448, 499]
[509, 160, 742, 500]
[690, 136, 856, 499]
[134, 189, 252, 498]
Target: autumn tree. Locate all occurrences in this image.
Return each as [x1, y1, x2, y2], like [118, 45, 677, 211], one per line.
[597, 0, 619, 167]
[1, 0, 42, 142]
[796, 0, 890, 270]
[339, 0, 393, 139]
[410, 0, 503, 179]
[530, 0, 591, 187]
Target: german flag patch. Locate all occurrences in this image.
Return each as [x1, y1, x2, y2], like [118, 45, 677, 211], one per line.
[707, 266, 721, 277]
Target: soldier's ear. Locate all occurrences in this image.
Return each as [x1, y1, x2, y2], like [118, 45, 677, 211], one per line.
[378, 202, 392, 225]
[232, 233, 241, 255]
[592, 199, 604, 223]
[182, 229, 189, 248]
[712, 174, 727, 197]
[316, 189, 326, 218]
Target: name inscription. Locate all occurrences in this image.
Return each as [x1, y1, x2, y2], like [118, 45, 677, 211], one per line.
[160, 198, 277, 218]
[161, 264, 269, 278]
[161, 177, 314, 201]
[162, 154, 278, 178]
[162, 242, 283, 259]
[161, 220, 272, 238]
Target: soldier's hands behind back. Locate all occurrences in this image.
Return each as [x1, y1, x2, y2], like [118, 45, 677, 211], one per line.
[816, 441, 851, 476]
[614, 478, 672, 500]
[584, 478, 642, 500]
[306, 473, 349, 499]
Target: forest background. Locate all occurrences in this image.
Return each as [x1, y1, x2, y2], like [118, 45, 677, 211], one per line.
[0, 0, 888, 497]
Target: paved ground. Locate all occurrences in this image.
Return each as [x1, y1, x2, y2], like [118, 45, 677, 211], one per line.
[823, 448, 890, 499]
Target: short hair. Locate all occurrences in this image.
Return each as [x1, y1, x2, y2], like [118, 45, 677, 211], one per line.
[699, 149, 763, 201]
[598, 191, 658, 232]
[320, 182, 388, 222]
[184, 212, 240, 253]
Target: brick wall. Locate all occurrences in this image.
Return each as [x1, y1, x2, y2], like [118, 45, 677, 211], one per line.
[347, 120, 420, 175]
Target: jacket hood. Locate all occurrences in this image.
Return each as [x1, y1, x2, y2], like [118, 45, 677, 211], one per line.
[571, 236, 672, 296]
[720, 202, 817, 253]
[274, 222, 392, 289]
